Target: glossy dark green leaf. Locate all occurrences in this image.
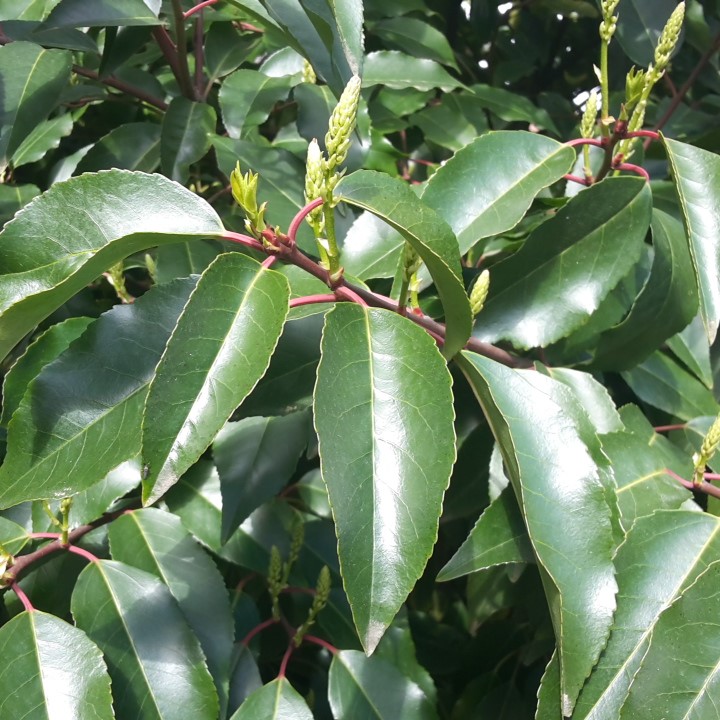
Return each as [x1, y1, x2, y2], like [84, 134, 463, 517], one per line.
[573, 511, 720, 719]
[621, 350, 719, 421]
[328, 650, 438, 719]
[227, 644, 262, 713]
[372, 17, 458, 69]
[615, 0, 678, 66]
[219, 69, 291, 138]
[535, 651, 561, 720]
[214, 412, 307, 541]
[363, 50, 462, 91]
[437, 486, 533, 582]
[474, 177, 652, 350]
[664, 136, 720, 342]
[470, 84, 560, 135]
[161, 98, 216, 183]
[667, 314, 713, 388]
[410, 98, 485, 152]
[336, 169, 472, 358]
[619, 560, 720, 719]
[0, 278, 196, 508]
[10, 114, 73, 169]
[1, 316, 93, 427]
[0, 170, 222, 361]
[254, 0, 363, 96]
[0, 183, 39, 225]
[0, 42, 71, 168]
[109, 508, 234, 715]
[72, 559, 219, 720]
[230, 678, 313, 720]
[341, 210, 405, 280]
[142, 253, 289, 503]
[205, 22, 260, 84]
[75, 123, 161, 173]
[421, 132, 574, 256]
[458, 352, 617, 716]
[0, 611, 114, 720]
[42, 0, 161, 28]
[0, 516, 30, 556]
[153, 240, 224, 284]
[591, 208, 699, 370]
[315, 304, 455, 652]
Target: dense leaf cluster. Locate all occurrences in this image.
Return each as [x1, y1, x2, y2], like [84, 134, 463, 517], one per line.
[1, 1, 720, 718]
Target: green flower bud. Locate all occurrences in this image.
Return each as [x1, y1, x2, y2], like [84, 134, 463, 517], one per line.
[694, 413, 720, 484]
[305, 139, 326, 217]
[580, 91, 598, 138]
[325, 75, 361, 173]
[231, 162, 266, 236]
[470, 269, 490, 317]
[599, 0, 620, 43]
[402, 242, 421, 283]
[651, 2, 685, 81]
[293, 566, 331, 646]
[624, 67, 647, 110]
[302, 59, 317, 84]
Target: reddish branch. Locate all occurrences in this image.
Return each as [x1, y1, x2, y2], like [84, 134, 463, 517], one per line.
[666, 468, 720, 500]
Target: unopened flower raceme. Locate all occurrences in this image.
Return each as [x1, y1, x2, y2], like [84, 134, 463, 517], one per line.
[470, 269, 490, 317]
[304, 138, 325, 232]
[694, 413, 720, 485]
[580, 91, 598, 138]
[324, 74, 362, 178]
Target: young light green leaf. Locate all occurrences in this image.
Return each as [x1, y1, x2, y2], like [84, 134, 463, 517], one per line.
[573, 511, 720, 719]
[664, 136, 720, 342]
[421, 132, 575, 256]
[161, 98, 216, 183]
[314, 305, 455, 652]
[109, 508, 234, 716]
[0, 611, 114, 720]
[0, 170, 222, 362]
[72, 559, 219, 720]
[0, 278, 197, 509]
[474, 177, 652, 349]
[229, 678, 313, 720]
[328, 650, 439, 719]
[458, 351, 617, 716]
[437, 485, 534, 582]
[336, 169, 472, 358]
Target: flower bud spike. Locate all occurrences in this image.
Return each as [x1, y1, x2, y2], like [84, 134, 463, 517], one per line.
[470, 269, 490, 317]
[693, 413, 720, 485]
[653, 2, 685, 78]
[302, 59, 317, 84]
[325, 75, 362, 171]
[580, 91, 598, 138]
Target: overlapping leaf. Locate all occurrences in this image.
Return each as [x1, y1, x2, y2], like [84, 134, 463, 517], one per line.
[142, 253, 289, 503]
[0, 170, 223, 361]
[42, 0, 160, 28]
[474, 177, 652, 349]
[0, 611, 114, 720]
[336, 169, 472, 358]
[0, 278, 196, 508]
[230, 678, 313, 720]
[458, 352, 617, 716]
[615, 0, 678, 66]
[75, 123, 161, 173]
[314, 305, 455, 651]
[161, 98, 216, 183]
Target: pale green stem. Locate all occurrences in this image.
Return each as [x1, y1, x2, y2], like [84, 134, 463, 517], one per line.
[324, 204, 340, 277]
[600, 41, 610, 136]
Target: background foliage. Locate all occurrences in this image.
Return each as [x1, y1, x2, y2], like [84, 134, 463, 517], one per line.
[1, 0, 720, 718]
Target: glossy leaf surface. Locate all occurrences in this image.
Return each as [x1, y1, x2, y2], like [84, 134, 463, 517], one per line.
[42, 0, 160, 27]
[161, 97, 216, 183]
[229, 678, 313, 720]
[615, 0, 678, 66]
[10, 114, 73, 169]
[72, 559, 219, 720]
[363, 50, 463, 91]
[336, 169, 472, 358]
[315, 305, 455, 652]
[142, 253, 289, 503]
[0, 611, 114, 720]
[0, 170, 222, 361]
[75, 122, 161, 173]
[474, 177, 652, 349]
[458, 352, 617, 716]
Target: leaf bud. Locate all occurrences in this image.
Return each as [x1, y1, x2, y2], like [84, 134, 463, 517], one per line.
[624, 67, 647, 110]
[231, 162, 266, 235]
[470, 269, 490, 317]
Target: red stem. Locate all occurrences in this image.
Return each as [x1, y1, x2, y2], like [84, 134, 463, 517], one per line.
[288, 198, 324, 244]
[184, 0, 219, 18]
[666, 468, 720, 500]
[29, 532, 61, 540]
[614, 162, 650, 181]
[564, 174, 590, 186]
[626, 130, 660, 141]
[289, 294, 337, 308]
[334, 286, 369, 307]
[304, 635, 338, 654]
[565, 138, 604, 148]
[66, 545, 99, 563]
[280, 586, 316, 597]
[242, 617, 278, 646]
[10, 582, 34, 612]
[278, 642, 294, 678]
[221, 231, 265, 252]
[262, 255, 278, 269]
[704, 473, 720, 482]
[654, 423, 687, 432]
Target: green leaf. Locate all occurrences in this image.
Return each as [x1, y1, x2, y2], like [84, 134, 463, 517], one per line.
[42, 0, 161, 28]
[573, 511, 720, 719]
[615, 0, 678, 66]
[437, 486, 534, 582]
[0, 170, 222, 362]
[314, 304, 455, 652]
[205, 22, 260, 84]
[336, 169, 472, 358]
[535, 651, 561, 720]
[0, 278, 196, 509]
[1, 316, 93, 427]
[409, 96, 487, 152]
[253, 0, 363, 97]
[341, 210, 405, 280]
[0, 183, 39, 225]
[621, 350, 719, 421]
[457, 352, 617, 716]
[219, 69, 291, 138]
[142, 253, 290, 503]
[328, 649, 439, 719]
[363, 50, 463, 91]
[153, 240, 224, 284]
[372, 17, 458, 69]
[667, 314, 713, 388]
[421, 131, 574, 256]
[0, 42, 71, 168]
[10, 114, 73, 169]
[664, 136, 720, 342]
[109, 508, 234, 715]
[591, 208, 699, 370]
[619, 560, 720, 719]
[0, 611, 114, 720]
[75, 122, 161, 173]
[230, 678, 313, 720]
[161, 98, 216, 183]
[72, 559, 219, 720]
[470, 84, 560, 135]
[214, 413, 308, 541]
[0, 516, 30, 556]
[474, 177, 652, 350]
